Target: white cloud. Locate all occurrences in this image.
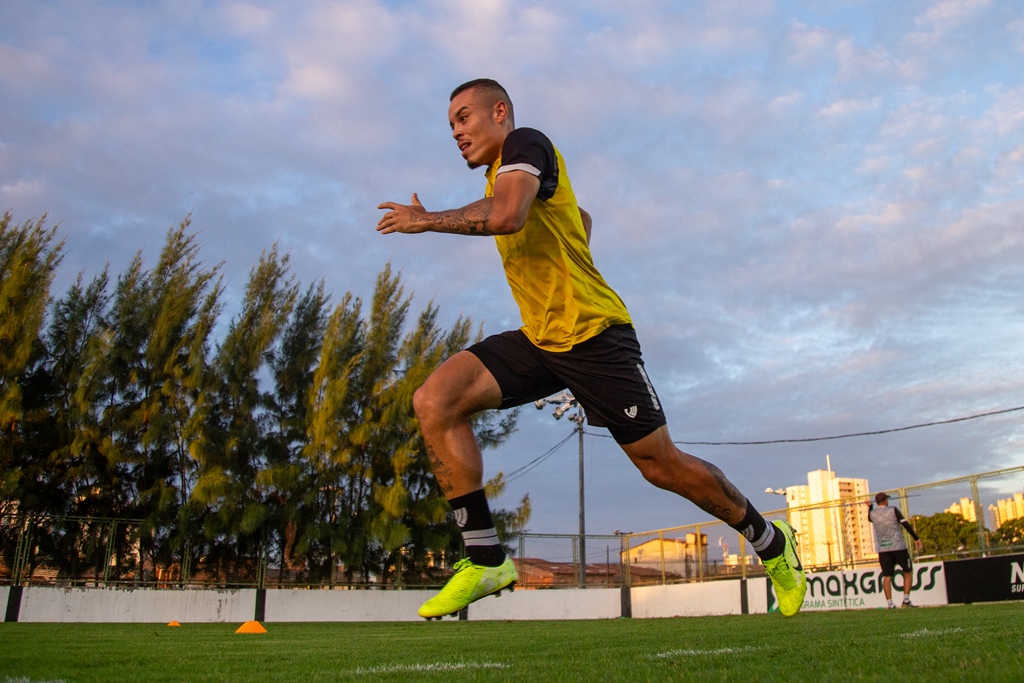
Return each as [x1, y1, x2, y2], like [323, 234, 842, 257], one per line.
[920, 0, 992, 32]
[784, 20, 833, 65]
[817, 96, 880, 118]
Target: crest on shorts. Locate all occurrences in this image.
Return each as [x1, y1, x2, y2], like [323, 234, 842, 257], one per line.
[454, 507, 468, 528]
[624, 405, 638, 419]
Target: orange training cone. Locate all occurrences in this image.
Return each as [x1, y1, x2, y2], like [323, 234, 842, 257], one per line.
[235, 620, 267, 634]
[167, 621, 181, 627]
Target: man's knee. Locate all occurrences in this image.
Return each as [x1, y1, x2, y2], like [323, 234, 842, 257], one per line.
[413, 379, 450, 426]
[628, 445, 695, 493]
[632, 456, 672, 490]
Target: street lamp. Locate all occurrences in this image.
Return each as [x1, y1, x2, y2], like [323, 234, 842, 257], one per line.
[535, 391, 587, 587]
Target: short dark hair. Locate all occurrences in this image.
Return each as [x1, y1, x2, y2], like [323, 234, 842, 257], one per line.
[450, 78, 514, 126]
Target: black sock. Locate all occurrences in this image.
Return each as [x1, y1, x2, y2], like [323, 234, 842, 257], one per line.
[730, 500, 785, 561]
[449, 489, 505, 567]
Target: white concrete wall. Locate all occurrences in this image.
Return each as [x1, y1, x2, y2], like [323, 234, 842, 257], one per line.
[18, 586, 256, 623]
[265, 588, 426, 622]
[264, 587, 621, 621]
[17, 574, 923, 622]
[631, 580, 743, 618]
[469, 587, 621, 621]
[0, 585, 9, 618]
[747, 578, 769, 615]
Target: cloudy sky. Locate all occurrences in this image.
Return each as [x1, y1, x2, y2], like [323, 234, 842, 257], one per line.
[3, 1, 1024, 545]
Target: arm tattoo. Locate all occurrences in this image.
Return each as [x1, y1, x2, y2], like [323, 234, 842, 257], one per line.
[415, 200, 495, 236]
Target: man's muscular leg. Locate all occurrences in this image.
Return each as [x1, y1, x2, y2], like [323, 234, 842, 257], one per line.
[621, 425, 784, 560]
[413, 350, 507, 566]
[413, 350, 503, 496]
[620, 425, 747, 524]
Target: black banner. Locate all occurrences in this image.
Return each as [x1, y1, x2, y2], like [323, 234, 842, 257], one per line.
[944, 553, 1024, 604]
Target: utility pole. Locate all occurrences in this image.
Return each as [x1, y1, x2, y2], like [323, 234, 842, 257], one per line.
[573, 405, 586, 588]
[535, 391, 587, 587]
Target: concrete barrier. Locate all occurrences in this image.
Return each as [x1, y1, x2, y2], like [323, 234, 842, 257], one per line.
[469, 587, 621, 621]
[747, 578, 768, 614]
[265, 588, 426, 622]
[17, 586, 257, 623]
[632, 580, 744, 618]
[9, 568, 954, 622]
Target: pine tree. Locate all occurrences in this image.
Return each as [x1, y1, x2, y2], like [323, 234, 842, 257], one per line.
[260, 282, 329, 583]
[300, 293, 363, 584]
[0, 213, 64, 508]
[189, 243, 296, 581]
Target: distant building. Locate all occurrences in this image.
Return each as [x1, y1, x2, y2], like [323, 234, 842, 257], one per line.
[625, 533, 709, 579]
[945, 498, 978, 523]
[723, 552, 753, 567]
[781, 469, 874, 569]
[988, 492, 1024, 529]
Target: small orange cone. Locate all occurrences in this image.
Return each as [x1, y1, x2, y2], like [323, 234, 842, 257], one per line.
[235, 620, 267, 634]
[167, 620, 181, 627]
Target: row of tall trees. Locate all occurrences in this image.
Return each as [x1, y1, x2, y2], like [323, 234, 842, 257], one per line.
[912, 511, 1024, 557]
[0, 212, 529, 585]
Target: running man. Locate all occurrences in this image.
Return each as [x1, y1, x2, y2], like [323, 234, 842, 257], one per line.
[867, 492, 923, 608]
[377, 79, 807, 618]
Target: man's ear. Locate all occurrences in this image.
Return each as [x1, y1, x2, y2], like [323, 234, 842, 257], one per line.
[493, 100, 509, 124]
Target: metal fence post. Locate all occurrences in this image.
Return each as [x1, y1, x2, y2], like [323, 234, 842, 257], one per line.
[970, 476, 987, 554]
[102, 520, 117, 585]
[696, 525, 703, 581]
[658, 531, 666, 585]
[577, 534, 584, 589]
[12, 517, 31, 586]
[181, 541, 191, 587]
[621, 532, 631, 588]
[257, 527, 267, 589]
[739, 532, 747, 580]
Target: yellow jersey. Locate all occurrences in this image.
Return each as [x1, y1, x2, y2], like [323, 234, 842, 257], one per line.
[485, 128, 631, 351]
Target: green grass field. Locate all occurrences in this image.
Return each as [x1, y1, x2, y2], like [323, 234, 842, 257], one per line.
[1, 603, 1022, 682]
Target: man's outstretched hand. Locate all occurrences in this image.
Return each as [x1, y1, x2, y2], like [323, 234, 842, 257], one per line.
[377, 193, 428, 234]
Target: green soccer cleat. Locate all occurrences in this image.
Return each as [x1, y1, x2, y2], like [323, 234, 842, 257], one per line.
[764, 520, 807, 617]
[418, 556, 518, 619]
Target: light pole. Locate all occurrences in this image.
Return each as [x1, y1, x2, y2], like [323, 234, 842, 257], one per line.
[535, 391, 586, 587]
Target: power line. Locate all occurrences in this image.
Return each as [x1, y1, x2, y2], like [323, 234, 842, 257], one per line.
[511, 404, 1024, 480]
[671, 404, 1024, 446]
[503, 431, 576, 484]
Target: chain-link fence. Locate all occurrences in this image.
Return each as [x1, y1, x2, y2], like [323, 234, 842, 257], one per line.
[4, 466, 1023, 589]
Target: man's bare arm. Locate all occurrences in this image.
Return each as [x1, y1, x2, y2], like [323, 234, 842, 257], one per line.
[377, 171, 540, 236]
[579, 207, 592, 243]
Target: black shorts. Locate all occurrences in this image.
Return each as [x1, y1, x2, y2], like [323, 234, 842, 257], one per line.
[878, 549, 912, 577]
[467, 324, 667, 445]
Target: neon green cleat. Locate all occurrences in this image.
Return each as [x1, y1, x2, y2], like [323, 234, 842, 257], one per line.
[764, 520, 807, 617]
[418, 556, 518, 619]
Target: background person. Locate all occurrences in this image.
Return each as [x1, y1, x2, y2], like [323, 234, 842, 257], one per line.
[867, 491, 923, 608]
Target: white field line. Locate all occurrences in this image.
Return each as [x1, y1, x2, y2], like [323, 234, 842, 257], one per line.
[3, 678, 72, 683]
[651, 645, 764, 659]
[352, 661, 511, 675]
[899, 627, 964, 638]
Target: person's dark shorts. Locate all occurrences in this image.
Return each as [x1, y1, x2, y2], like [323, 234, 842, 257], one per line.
[466, 324, 667, 445]
[878, 549, 912, 577]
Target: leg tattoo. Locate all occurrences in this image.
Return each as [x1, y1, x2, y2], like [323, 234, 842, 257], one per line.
[693, 459, 746, 522]
[425, 443, 455, 495]
[695, 496, 734, 521]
